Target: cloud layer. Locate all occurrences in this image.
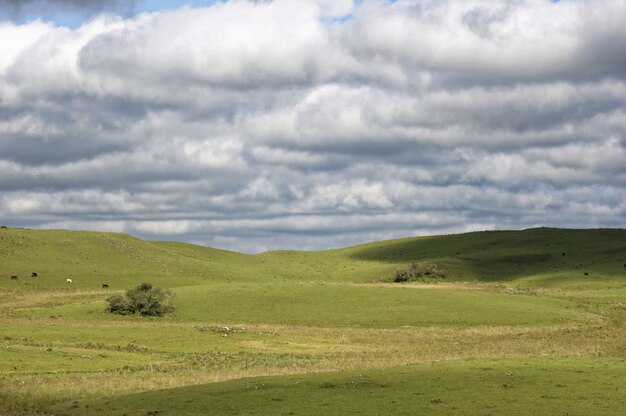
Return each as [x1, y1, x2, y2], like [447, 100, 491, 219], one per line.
[1, 0, 625, 252]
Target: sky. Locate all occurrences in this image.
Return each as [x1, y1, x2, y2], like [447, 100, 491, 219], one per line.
[0, 0, 625, 253]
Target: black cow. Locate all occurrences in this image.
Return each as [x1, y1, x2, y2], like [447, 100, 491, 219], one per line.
[102, 284, 109, 289]
[10, 275, 18, 280]
[31, 272, 38, 277]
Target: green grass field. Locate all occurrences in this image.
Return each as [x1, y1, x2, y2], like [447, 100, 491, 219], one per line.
[51, 357, 626, 416]
[1, 227, 625, 415]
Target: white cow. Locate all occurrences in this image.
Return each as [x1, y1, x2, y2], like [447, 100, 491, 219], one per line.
[66, 278, 73, 284]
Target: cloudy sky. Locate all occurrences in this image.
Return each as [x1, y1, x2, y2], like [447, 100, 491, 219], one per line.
[0, 0, 625, 252]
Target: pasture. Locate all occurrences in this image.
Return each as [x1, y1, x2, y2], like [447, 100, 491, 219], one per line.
[0, 227, 625, 415]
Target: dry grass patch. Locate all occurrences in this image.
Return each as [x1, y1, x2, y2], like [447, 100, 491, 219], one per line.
[0, 289, 115, 314]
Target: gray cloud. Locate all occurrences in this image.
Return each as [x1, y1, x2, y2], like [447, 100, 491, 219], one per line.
[0, 0, 136, 18]
[0, 0, 625, 252]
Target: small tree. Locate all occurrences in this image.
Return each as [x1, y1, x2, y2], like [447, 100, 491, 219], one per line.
[107, 282, 174, 316]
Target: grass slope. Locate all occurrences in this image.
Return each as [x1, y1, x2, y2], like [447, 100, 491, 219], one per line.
[51, 357, 626, 416]
[0, 226, 624, 415]
[340, 227, 626, 285]
[0, 228, 257, 289]
[2, 227, 625, 289]
[16, 281, 585, 327]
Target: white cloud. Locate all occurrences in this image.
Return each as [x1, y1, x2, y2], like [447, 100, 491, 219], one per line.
[0, 0, 625, 252]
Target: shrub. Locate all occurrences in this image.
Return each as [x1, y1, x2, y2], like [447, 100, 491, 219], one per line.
[422, 264, 446, 279]
[107, 294, 130, 314]
[392, 262, 446, 282]
[394, 269, 410, 282]
[107, 282, 174, 316]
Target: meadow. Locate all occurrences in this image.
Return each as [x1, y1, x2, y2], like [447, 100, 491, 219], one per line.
[0, 227, 624, 415]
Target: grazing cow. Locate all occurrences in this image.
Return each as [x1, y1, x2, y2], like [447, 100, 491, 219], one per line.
[102, 284, 109, 289]
[0, 225, 7, 230]
[31, 272, 38, 277]
[66, 278, 73, 284]
[562, 252, 566, 256]
[10, 275, 18, 280]
[584, 272, 589, 276]
[623, 263, 626, 269]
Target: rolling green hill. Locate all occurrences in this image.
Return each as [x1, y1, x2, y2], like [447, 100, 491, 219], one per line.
[1, 227, 625, 289]
[0, 228, 260, 288]
[1, 226, 624, 415]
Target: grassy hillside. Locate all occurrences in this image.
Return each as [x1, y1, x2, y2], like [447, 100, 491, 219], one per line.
[0, 228, 257, 288]
[2, 227, 625, 289]
[343, 228, 626, 286]
[0, 226, 624, 415]
[50, 357, 626, 416]
[13, 281, 586, 327]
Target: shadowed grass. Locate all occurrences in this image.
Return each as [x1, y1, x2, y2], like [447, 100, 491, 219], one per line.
[48, 357, 626, 416]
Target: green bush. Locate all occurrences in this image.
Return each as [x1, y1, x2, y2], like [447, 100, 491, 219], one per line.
[107, 282, 174, 316]
[393, 262, 446, 282]
[394, 269, 410, 282]
[107, 293, 130, 314]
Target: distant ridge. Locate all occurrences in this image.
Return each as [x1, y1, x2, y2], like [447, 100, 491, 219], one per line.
[1, 227, 625, 289]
